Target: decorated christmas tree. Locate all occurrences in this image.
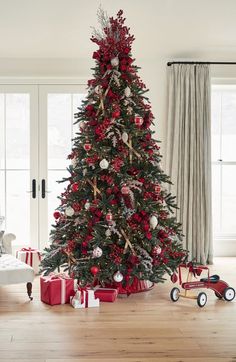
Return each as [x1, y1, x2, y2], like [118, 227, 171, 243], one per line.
[41, 9, 187, 291]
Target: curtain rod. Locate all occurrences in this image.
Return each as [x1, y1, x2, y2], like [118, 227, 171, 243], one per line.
[167, 61, 236, 66]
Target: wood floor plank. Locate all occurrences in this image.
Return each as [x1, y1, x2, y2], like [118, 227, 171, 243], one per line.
[0, 257, 236, 361]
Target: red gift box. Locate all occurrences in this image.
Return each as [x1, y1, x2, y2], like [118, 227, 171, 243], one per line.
[94, 288, 118, 302]
[40, 273, 75, 305]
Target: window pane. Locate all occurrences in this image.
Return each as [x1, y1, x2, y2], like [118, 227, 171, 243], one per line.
[48, 94, 72, 170]
[221, 165, 236, 233]
[6, 94, 30, 169]
[211, 89, 221, 162]
[221, 90, 236, 162]
[6, 170, 30, 245]
[212, 164, 221, 235]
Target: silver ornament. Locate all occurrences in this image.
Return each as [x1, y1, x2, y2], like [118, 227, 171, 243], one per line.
[94, 85, 102, 95]
[113, 271, 123, 283]
[124, 86, 131, 97]
[121, 132, 129, 143]
[111, 57, 119, 67]
[150, 215, 158, 229]
[84, 201, 90, 210]
[99, 159, 109, 169]
[105, 228, 112, 237]
[65, 206, 74, 217]
[92, 247, 103, 258]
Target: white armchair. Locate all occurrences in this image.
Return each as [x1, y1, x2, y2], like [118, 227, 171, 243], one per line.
[0, 233, 34, 300]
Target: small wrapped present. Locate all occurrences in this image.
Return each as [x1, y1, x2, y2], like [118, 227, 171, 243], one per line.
[94, 288, 118, 302]
[70, 287, 99, 308]
[16, 247, 41, 274]
[40, 273, 75, 305]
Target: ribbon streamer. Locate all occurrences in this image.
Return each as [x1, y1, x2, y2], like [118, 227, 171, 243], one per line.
[123, 138, 142, 160]
[120, 228, 136, 255]
[87, 177, 101, 199]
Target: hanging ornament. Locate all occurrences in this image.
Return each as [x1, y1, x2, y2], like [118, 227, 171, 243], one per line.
[94, 85, 102, 95]
[152, 245, 162, 256]
[124, 86, 131, 97]
[127, 106, 133, 115]
[83, 141, 92, 151]
[105, 228, 112, 237]
[83, 168, 87, 176]
[53, 211, 61, 219]
[155, 184, 161, 193]
[121, 184, 130, 195]
[92, 247, 103, 258]
[111, 57, 119, 67]
[134, 116, 144, 127]
[84, 200, 90, 210]
[171, 272, 178, 283]
[71, 158, 77, 168]
[90, 266, 99, 275]
[112, 110, 120, 118]
[113, 271, 123, 283]
[106, 211, 113, 223]
[150, 215, 158, 229]
[99, 158, 109, 169]
[121, 132, 129, 143]
[71, 183, 79, 192]
[65, 206, 75, 217]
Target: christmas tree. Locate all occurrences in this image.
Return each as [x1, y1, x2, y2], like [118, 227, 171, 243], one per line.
[41, 9, 187, 290]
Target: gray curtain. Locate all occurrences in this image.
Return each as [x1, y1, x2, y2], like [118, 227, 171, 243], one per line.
[166, 64, 213, 264]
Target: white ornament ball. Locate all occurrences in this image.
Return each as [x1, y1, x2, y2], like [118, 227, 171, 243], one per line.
[65, 206, 75, 217]
[111, 57, 119, 67]
[150, 215, 158, 229]
[153, 245, 162, 255]
[121, 132, 129, 143]
[84, 201, 90, 210]
[124, 86, 131, 97]
[113, 271, 123, 283]
[94, 85, 102, 95]
[105, 228, 112, 237]
[92, 247, 103, 258]
[99, 158, 109, 169]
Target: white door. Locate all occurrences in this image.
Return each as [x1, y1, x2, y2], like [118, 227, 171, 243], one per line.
[0, 84, 85, 250]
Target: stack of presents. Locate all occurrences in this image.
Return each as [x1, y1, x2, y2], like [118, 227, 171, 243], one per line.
[16, 246, 118, 308]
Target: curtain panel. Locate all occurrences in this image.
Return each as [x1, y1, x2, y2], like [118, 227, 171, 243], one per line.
[166, 64, 213, 264]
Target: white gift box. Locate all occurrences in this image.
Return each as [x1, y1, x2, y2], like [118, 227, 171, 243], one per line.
[70, 288, 100, 308]
[16, 247, 41, 275]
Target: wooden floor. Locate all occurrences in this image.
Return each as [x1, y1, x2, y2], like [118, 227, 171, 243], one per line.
[0, 257, 236, 362]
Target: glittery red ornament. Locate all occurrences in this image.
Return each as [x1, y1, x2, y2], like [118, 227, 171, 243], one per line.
[106, 211, 113, 222]
[112, 110, 120, 118]
[90, 266, 99, 275]
[71, 183, 79, 192]
[121, 184, 130, 195]
[134, 116, 143, 126]
[83, 142, 92, 151]
[171, 273, 178, 283]
[53, 211, 61, 219]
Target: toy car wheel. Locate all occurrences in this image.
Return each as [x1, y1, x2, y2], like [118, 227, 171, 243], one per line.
[170, 287, 180, 302]
[215, 291, 223, 299]
[197, 292, 207, 307]
[223, 287, 235, 301]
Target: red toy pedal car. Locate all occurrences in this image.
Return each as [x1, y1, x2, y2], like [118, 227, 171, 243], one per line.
[170, 263, 235, 307]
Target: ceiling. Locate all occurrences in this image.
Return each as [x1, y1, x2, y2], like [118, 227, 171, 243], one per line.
[0, 0, 236, 60]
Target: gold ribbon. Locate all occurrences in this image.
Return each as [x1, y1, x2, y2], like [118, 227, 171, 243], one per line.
[87, 177, 101, 199]
[123, 137, 142, 161]
[120, 228, 136, 255]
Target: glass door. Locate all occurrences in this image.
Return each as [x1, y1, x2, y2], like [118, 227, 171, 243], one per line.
[38, 85, 85, 250]
[0, 83, 85, 251]
[0, 85, 38, 248]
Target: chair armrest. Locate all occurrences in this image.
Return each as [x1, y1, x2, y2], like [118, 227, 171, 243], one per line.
[3, 233, 16, 254]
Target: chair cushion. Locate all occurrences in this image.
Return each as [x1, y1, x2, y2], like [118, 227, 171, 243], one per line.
[0, 254, 34, 285]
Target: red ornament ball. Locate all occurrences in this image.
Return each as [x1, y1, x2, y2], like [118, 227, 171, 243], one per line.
[121, 184, 130, 195]
[83, 142, 92, 151]
[134, 116, 144, 127]
[112, 110, 120, 119]
[53, 211, 61, 219]
[71, 183, 79, 192]
[90, 266, 99, 275]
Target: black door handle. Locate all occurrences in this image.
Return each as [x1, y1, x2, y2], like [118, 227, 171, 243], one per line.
[42, 179, 46, 199]
[32, 179, 36, 199]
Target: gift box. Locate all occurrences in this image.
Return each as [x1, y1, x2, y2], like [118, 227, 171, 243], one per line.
[94, 288, 118, 302]
[40, 273, 75, 305]
[16, 247, 41, 274]
[70, 288, 99, 308]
